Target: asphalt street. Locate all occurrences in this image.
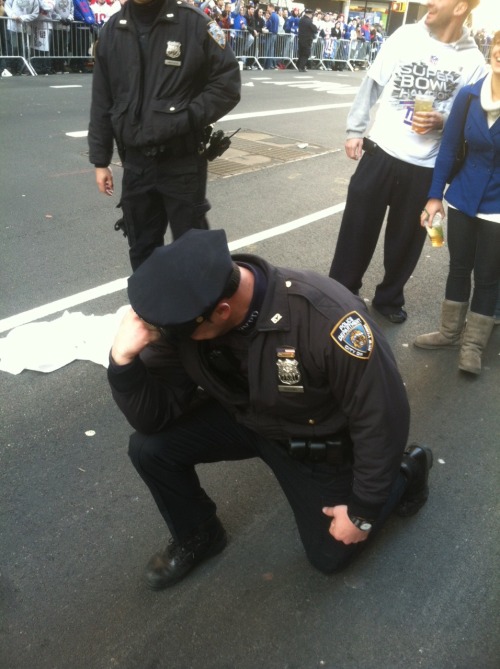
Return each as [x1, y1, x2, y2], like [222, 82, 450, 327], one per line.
[0, 68, 499, 669]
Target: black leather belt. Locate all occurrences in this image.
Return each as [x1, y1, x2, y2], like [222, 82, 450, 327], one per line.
[287, 430, 353, 465]
[127, 135, 196, 160]
[141, 144, 178, 158]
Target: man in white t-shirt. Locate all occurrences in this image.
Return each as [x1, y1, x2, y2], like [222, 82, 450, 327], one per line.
[328, 0, 486, 324]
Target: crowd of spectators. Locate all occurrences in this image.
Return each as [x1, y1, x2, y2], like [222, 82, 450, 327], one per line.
[0, 0, 388, 76]
[0, 0, 124, 75]
[0, 0, 495, 77]
[199, 1, 386, 70]
[473, 27, 497, 59]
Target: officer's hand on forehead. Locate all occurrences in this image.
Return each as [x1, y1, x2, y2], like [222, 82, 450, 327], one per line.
[111, 306, 162, 367]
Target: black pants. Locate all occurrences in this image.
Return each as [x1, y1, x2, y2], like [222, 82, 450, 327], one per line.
[297, 40, 312, 70]
[120, 149, 210, 270]
[128, 400, 407, 574]
[445, 208, 500, 316]
[7, 31, 27, 74]
[329, 148, 432, 312]
[52, 30, 70, 71]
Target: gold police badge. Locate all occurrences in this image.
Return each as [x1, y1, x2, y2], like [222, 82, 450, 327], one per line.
[165, 41, 181, 66]
[330, 311, 374, 360]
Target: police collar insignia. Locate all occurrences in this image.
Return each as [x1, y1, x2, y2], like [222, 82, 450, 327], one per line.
[165, 41, 181, 64]
[330, 311, 374, 360]
[207, 21, 226, 49]
[276, 347, 304, 393]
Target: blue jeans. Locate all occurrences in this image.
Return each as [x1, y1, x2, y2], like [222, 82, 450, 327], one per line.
[264, 33, 277, 68]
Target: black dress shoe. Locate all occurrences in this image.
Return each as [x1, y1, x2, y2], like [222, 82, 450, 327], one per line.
[145, 516, 227, 590]
[396, 444, 433, 517]
[373, 305, 408, 324]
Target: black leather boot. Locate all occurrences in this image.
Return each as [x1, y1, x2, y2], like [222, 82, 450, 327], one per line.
[145, 516, 227, 590]
[396, 444, 433, 517]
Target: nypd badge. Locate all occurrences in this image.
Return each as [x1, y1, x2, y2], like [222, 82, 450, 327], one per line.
[276, 347, 304, 393]
[165, 41, 182, 66]
[207, 20, 226, 49]
[330, 311, 374, 360]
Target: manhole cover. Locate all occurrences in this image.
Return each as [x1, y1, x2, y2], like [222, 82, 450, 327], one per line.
[207, 129, 336, 180]
[81, 130, 337, 179]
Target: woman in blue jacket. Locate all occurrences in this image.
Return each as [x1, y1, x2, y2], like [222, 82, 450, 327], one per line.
[414, 31, 500, 376]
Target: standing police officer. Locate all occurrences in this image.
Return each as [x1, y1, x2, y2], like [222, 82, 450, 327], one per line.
[108, 229, 433, 590]
[297, 8, 317, 72]
[88, 0, 241, 270]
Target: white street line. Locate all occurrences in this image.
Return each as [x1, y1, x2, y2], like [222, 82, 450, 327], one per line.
[0, 203, 345, 334]
[65, 102, 352, 138]
[50, 85, 83, 89]
[0, 279, 127, 335]
[227, 203, 345, 249]
[221, 103, 351, 121]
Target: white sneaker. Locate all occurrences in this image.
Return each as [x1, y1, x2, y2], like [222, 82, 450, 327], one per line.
[1, 68, 13, 77]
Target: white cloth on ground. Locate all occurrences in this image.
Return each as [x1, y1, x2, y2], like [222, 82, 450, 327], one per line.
[0, 306, 129, 375]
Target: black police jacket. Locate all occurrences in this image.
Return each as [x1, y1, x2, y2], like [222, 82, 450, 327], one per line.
[298, 15, 318, 44]
[88, 0, 241, 167]
[108, 255, 410, 520]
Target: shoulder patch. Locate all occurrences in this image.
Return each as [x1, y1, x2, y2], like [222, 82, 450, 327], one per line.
[207, 20, 226, 49]
[330, 311, 374, 360]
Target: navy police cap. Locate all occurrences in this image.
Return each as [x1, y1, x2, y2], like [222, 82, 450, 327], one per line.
[128, 229, 234, 329]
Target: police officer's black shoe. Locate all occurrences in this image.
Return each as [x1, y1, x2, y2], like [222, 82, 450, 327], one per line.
[372, 305, 408, 324]
[396, 444, 433, 517]
[144, 516, 227, 590]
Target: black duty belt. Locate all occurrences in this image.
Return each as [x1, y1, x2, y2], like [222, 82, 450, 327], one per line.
[287, 430, 353, 466]
[127, 135, 197, 160]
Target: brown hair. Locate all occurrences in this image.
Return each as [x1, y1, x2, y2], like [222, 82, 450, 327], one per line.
[463, 0, 480, 11]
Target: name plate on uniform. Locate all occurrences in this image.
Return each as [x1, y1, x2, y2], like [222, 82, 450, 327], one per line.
[278, 384, 304, 393]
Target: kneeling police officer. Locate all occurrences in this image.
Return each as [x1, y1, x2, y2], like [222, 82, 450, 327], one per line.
[108, 229, 432, 589]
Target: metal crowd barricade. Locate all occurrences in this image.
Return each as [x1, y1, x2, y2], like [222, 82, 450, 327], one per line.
[68, 21, 97, 72]
[0, 17, 96, 76]
[221, 30, 378, 73]
[256, 32, 297, 70]
[222, 28, 262, 70]
[1, 19, 491, 79]
[317, 36, 337, 69]
[309, 37, 326, 70]
[480, 43, 491, 62]
[367, 40, 383, 66]
[0, 16, 37, 75]
[349, 39, 371, 69]
[318, 37, 383, 71]
[319, 38, 354, 72]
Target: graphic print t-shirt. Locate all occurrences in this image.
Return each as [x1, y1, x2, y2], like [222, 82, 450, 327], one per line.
[367, 22, 485, 167]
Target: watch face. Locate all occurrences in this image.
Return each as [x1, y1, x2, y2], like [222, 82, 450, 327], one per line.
[350, 515, 372, 531]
